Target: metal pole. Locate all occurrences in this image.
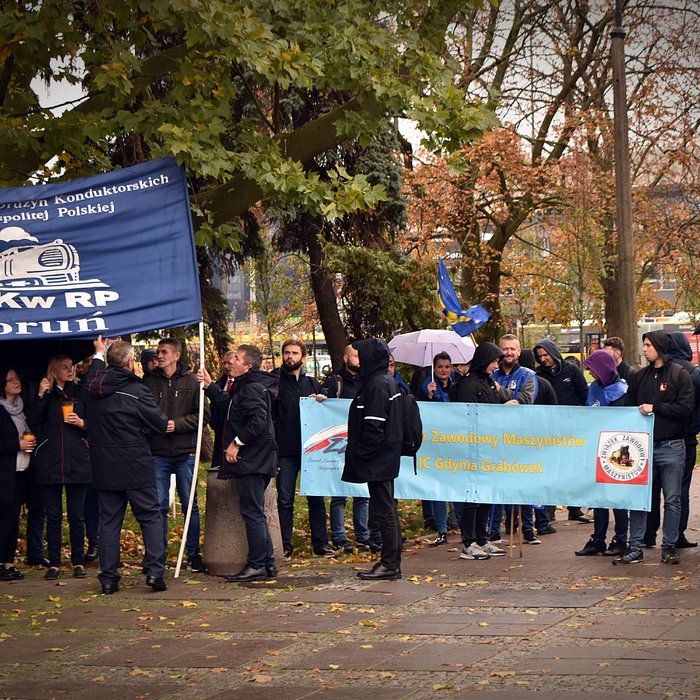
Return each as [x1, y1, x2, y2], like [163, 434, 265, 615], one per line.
[611, 0, 639, 365]
[174, 321, 206, 578]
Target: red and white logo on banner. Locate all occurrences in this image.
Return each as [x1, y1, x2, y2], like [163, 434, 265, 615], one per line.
[596, 431, 650, 485]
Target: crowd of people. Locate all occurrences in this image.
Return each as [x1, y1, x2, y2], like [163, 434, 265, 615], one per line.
[0, 329, 697, 589]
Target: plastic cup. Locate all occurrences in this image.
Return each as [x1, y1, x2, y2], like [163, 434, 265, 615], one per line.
[22, 431, 35, 452]
[61, 402, 75, 421]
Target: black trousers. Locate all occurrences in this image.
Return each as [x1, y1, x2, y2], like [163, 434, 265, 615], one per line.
[42, 483, 87, 566]
[236, 475, 274, 570]
[367, 480, 401, 570]
[23, 469, 46, 561]
[460, 503, 491, 547]
[97, 486, 165, 585]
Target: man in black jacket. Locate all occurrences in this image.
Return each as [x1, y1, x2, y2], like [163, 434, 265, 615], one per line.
[614, 330, 694, 565]
[144, 338, 210, 573]
[343, 338, 403, 581]
[323, 344, 372, 553]
[273, 339, 331, 558]
[642, 332, 700, 550]
[84, 337, 168, 595]
[449, 342, 511, 559]
[207, 350, 236, 471]
[533, 338, 590, 523]
[199, 345, 278, 582]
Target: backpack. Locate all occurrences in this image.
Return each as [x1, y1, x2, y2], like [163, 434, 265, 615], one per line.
[399, 393, 423, 474]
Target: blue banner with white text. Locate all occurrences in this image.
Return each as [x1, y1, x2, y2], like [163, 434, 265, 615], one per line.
[0, 158, 201, 339]
[300, 399, 654, 511]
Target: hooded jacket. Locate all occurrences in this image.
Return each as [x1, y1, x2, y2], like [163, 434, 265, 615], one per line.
[533, 338, 588, 406]
[491, 361, 537, 404]
[272, 365, 322, 457]
[84, 358, 168, 490]
[520, 349, 558, 406]
[449, 343, 511, 404]
[342, 338, 403, 484]
[583, 350, 627, 407]
[28, 380, 91, 486]
[143, 362, 210, 458]
[626, 331, 694, 442]
[668, 332, 700, 439]
[206, 368, 278, 479]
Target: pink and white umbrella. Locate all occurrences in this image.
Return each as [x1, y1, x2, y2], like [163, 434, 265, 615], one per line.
[388, 328, 477, 367]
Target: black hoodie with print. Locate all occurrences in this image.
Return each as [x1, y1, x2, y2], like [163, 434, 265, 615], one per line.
[626, 331, 694, 442]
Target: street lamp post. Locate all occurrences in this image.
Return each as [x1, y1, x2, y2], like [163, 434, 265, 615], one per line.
[611, 0, 639, 364]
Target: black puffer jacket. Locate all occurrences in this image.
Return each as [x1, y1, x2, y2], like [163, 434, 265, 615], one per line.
[322, 364, 361, 399]
[84, 358, 168, 490]
[210, 369, 278, 479]
[533, 338, 588, 406]
[28, 381, 91, 486]
[342, 338, 403, 484]
[143, 363, 210, 457]
[449, 343, 511, 404]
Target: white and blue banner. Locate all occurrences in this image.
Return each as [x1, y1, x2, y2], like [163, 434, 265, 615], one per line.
[0, 158, 201, 339]
[300, 399, 654, 511]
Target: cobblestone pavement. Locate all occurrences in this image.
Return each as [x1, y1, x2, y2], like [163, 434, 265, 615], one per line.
[1, 478, 698, 700]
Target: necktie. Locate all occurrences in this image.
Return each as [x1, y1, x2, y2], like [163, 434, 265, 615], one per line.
[225, 378, 233, 392]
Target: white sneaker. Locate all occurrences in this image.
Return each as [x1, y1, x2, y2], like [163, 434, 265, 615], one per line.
[460, 543, 490, 560]
[481, 541, 506, 557]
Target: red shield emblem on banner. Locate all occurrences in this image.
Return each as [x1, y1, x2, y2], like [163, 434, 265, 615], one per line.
[596, 431, 650, 485]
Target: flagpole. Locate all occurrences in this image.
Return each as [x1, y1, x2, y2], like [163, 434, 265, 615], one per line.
[174, 320, 205, 578]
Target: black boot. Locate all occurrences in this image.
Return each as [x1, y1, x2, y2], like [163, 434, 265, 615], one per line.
[575, 538, 605, 556]
[85, 539, 99, 563]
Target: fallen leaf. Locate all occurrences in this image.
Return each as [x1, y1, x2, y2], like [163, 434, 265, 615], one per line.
[92, 676, 105, 682]
[43, 647, 64, 653]
[211, 667, 228, 673]
[177, 601, 198, 608]
[359, 620, 377, 627]
[328, 664, 340, 670]
[360, 645, 373, 649]
[490, 670, 515, 677]
[47, 595, 60, 602]
[183, 579, 202, 585]
[432, 683, 453, 691]
[250, 674, 272, 683]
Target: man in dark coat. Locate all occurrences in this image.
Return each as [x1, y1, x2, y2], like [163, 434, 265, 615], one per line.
[616, 330, 694, 565]
[533, 338, 590, 523]
[198, 345, 278, 582]
[144, 337, 209, 573]
[449, 343, 513, 558]
[342, 338, 403, 581]
[207, 350, 236, 470]
[84, 337, 168, 595]
[644, 332, 700, 550]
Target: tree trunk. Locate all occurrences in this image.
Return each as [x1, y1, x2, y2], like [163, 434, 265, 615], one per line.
[307, 231, 347, 369]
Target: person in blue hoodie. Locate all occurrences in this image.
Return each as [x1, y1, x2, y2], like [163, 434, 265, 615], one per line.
[574, 350, 629, 557]
[644, 332, 700, 549]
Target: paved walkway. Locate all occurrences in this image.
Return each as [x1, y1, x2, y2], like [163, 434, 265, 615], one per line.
[1, 478, 699, 699]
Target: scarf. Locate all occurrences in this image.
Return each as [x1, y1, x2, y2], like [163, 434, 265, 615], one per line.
[0, 396, 31, 471]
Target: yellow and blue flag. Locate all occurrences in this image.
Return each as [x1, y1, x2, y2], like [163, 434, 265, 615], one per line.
[437, 259, 490, 336]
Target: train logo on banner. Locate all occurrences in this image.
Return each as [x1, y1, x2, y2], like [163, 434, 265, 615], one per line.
[303, 424, 348, 456]
[0, 226, 107, 290]
[596, 431, 650, 485]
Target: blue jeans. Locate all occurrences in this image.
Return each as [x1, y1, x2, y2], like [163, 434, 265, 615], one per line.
[654, 439, 685, 548]
[629, 510, 648, 550]
[424, 500, 447, 533]
[276, 455, 328, 551]
[330, 496, 370, 544]
[592, 508, 628, 547]
[154, 455, 200, 557]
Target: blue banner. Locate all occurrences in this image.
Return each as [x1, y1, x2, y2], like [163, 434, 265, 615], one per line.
[0, 158, 201, 339]
[300, 399, 653, 511]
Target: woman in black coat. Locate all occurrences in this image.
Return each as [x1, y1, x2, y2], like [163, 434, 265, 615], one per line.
[28, 355, 91, 580]
[0, 367, 37, 581]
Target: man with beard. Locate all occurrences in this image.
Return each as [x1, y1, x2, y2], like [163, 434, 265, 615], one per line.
[343, 338, 403, 580]
[323, 344, 372, 553]
[273, 339, 332, 558]
[208, 350, 236, 471]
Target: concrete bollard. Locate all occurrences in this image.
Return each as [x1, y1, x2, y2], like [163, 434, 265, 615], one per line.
[203, 468, 284, 576]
